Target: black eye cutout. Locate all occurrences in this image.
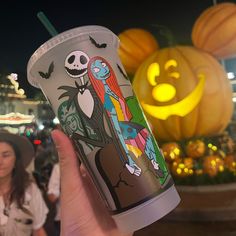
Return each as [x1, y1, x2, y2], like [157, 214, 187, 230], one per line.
[68, 55, 75, 64]
[80, 55, 87, 64]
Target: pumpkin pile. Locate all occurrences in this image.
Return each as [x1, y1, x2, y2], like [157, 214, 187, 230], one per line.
[160, 133, 236, 185]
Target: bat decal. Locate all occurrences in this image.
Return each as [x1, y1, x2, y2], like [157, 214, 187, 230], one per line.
[38, 62, 54, 79]
[89, 36, 107, 48]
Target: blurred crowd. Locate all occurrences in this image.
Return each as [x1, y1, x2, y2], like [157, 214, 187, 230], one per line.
[32, 128, 61, 236]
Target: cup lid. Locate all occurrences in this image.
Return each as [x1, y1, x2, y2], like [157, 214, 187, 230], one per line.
[27, 25, 119, 88]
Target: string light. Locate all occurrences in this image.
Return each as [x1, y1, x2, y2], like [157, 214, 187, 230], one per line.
[208, 143, 218, 151]
[0, 112, 35, 125]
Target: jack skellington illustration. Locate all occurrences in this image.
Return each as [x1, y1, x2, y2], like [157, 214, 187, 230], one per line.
[58, 50, 113, 152]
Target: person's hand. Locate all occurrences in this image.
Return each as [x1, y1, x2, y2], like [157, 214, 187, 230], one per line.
[51, 129, 133, 236]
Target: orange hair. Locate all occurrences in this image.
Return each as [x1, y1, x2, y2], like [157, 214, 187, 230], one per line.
[88, 56, 132, 120]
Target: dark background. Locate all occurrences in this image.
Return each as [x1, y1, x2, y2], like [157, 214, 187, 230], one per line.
[0, 0, 234, 97]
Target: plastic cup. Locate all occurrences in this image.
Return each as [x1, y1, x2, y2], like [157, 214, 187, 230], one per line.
[27, 25, 180, 233]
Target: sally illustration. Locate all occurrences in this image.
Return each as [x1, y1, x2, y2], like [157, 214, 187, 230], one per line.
[88, 56, 164, 178]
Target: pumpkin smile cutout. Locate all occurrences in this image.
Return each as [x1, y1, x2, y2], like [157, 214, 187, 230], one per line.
[141, 60, 206, 120]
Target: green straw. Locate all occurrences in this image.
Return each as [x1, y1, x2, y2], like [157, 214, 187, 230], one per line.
[37, 11, 58, 36]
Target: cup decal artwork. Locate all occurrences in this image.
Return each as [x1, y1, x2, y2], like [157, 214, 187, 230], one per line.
[47, 40, 172, 211]
[57, 101, 95, 155]
[29, 26, 180, 231]
[58, 50, 113, 149]
[88, 56, 165, 178]
[89, 36, 107, 48]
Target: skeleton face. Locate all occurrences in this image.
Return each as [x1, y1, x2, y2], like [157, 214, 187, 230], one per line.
[65, 51, 89, 78]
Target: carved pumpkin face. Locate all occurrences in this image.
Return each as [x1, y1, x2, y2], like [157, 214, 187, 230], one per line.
[143, 60, 206, 120]
[133, 46, 233, 142]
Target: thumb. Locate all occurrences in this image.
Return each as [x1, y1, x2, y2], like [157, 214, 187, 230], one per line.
[51, 129, 82, 195]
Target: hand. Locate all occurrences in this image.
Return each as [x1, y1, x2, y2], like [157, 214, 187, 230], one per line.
[51, 129, 133, 236]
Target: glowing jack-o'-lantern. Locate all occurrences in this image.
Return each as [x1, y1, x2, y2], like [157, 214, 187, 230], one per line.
[133, 46, 233, 142]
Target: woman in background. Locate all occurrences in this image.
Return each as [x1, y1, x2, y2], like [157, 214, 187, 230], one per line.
[0, 131, 48, 236]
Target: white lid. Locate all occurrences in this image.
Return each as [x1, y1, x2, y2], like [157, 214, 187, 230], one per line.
[27, 25, 119, 88]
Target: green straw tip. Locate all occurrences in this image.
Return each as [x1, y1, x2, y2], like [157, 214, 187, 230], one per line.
[37, 11, 44, 18]
[37, 11, 58, 37]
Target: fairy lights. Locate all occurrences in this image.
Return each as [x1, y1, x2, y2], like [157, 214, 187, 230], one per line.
[0, 112, 35, 125]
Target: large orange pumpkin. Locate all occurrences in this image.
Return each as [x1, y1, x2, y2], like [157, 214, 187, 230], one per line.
[132, 46, 233, 142]
[118, 28, 159, 75]
[192, 2, 236, 59]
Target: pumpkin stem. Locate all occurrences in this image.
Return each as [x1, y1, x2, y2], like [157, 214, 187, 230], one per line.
[151, 24, 177, 47]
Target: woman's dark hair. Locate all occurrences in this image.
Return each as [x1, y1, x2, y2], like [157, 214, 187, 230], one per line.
[0, 140, 31, 211]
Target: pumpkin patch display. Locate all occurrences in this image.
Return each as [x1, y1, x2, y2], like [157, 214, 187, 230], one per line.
[132, 46, 233, 142]
[192, 2, 236, 59]
[118, 28, 159, 75]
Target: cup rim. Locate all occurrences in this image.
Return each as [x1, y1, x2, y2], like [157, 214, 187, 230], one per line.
[27, 25, 118, 88]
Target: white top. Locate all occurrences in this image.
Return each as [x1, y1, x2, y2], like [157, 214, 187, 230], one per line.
[0, 182, 48, 236]
[47, 163, 60, 221]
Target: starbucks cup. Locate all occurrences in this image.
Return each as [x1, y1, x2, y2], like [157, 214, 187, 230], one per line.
[27, 25, 180, 233]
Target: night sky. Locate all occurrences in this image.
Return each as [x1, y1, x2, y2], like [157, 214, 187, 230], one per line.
[0, 0, 234, 97]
